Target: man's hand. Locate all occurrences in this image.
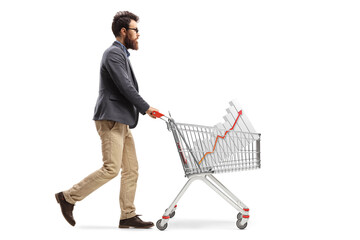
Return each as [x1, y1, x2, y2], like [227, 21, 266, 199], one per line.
[146, 107, 159, 119]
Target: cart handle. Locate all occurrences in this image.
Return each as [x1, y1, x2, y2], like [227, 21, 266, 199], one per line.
[152, 111, 164, 118]
[152, 111, 173, 122]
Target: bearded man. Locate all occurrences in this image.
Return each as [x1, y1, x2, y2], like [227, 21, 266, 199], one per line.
[55, 11, 157, 229]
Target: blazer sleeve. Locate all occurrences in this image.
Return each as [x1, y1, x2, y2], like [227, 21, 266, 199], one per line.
[104, 49, 150, 115]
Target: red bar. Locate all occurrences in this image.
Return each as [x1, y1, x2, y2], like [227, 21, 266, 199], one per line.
[243, 208, 249, 211]
[152, 111, 164, 118]
[243, 215, 250, 218]
[162, 216, 170, 219]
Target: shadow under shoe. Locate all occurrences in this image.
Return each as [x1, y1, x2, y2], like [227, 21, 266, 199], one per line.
[119, 215, 154, 229]
[55, 192, 76, 226]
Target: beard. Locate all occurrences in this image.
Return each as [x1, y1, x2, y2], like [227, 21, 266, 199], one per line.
[124, 34, 138, 50]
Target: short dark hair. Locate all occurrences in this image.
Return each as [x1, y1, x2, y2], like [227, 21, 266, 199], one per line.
[112, 11, 139, 37]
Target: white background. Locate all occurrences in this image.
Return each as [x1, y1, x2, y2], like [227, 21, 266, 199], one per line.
[1, 0, 359, 239]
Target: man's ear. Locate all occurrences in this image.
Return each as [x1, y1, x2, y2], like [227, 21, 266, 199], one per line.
[120, 27, 127, 37]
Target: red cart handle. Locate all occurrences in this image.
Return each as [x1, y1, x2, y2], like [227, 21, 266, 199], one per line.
[152, 111, 164, 118]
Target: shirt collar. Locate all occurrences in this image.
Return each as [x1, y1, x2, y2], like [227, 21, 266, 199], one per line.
[116, 40, 130, 58]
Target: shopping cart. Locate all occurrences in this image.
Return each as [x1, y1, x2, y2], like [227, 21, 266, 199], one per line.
[153, 100, 261, 230]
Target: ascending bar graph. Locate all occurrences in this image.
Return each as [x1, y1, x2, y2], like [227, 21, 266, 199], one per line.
[199, 109, 242, 164]
[198, 100, 259, 165]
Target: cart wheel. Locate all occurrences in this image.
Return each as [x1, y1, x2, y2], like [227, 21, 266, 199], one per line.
[237, 212, 242, 220]
[236, 220, 247, 230]
[156, 219, 168, 231]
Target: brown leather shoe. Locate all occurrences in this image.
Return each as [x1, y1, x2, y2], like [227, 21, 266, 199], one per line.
[119, 215, 154, 229]
[55, 192, 76, 226]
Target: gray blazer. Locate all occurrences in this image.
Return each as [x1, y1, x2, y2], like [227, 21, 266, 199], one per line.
[93, 41, 150, 129]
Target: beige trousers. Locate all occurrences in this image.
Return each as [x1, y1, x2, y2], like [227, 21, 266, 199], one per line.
[63, 120, 139, 220]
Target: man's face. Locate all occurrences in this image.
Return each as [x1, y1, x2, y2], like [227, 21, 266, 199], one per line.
[124, 19, 139, 50]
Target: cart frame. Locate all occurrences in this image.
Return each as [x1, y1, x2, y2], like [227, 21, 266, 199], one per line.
[154, 111, 261, 230]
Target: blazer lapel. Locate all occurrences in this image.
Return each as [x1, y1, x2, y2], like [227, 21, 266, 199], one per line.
[112, 41, 139, 91]
[128, 60, 139, 91]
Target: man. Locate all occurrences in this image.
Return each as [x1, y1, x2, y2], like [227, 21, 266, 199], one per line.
[55, 11, 158, 229]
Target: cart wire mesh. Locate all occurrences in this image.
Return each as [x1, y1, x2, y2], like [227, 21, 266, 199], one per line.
[170, 121, 261, 176]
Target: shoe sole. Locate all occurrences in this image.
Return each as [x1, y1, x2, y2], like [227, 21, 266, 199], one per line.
[119, 224, 154, 229]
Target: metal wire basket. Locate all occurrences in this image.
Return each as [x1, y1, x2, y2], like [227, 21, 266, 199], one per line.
[171, 122, 261, 176]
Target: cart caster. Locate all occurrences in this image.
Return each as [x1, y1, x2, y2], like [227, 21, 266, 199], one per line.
[237, 212, 242, 219]
[236, 220, 247, 230]
[156, 219, 168, 231]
